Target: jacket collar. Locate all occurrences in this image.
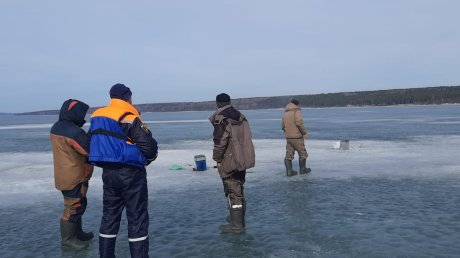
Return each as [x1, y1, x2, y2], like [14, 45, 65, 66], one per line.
[209, 104, 232, 124]
[209, 105, 247, 125]
[285, 103, 301, 112]
[108, 98, 140, 116]
[217, 104, 232, 112]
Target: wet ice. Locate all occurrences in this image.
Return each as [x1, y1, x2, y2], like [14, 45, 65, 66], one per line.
[1, 106, 460, 257]
[1, 136, 460, 257]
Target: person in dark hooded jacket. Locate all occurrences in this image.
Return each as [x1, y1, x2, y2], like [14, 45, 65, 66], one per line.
[50, 99, 94, 250]
[210, 93, 255, 233]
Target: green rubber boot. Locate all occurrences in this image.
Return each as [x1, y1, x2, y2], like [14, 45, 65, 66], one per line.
[226, 200, 246, 226]
[219, 208, 245, 233]
[284, 159, 298, 176]
[299, 159, 312, 174]
[60, 220, 89, 250]
[76, 220, 94, 241]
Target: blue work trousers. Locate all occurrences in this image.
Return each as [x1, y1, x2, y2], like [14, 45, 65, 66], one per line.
[99, 166, 149, 258]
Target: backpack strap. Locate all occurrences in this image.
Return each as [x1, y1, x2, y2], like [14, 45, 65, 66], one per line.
[89, 129, 126, 140]
[89, 112, 136, 141]
[118, 112, 135, 123]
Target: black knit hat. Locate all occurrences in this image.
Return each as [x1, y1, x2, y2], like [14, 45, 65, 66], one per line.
[216, 93, 231, 103]
[290, 98, 300, 106]
[216, 93, 231, 108]
[110, 83, 132, 101]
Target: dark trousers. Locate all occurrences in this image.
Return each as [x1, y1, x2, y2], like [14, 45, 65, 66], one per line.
[222, 170, 246, 209]
[99, 166, 149, 258]
[61, 182, 88, 223]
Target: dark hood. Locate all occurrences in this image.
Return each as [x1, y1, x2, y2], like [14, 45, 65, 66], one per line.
[209, 105, 245, 125]
[58, 99, 89, 127]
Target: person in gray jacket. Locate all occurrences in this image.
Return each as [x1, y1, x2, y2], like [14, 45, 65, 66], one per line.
[281, 98, 312, 176]
[210, 93, 255, 233]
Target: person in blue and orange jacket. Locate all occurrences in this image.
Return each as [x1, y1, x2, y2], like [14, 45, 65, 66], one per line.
[50, 99, 94, 251]
[89, 84, 158, 258]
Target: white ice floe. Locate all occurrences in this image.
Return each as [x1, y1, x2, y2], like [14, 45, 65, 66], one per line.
[0, 124, 54, 130]
[0, 136, 459, 206]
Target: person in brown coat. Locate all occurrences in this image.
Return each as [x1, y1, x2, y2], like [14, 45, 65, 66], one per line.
[210, 93, 255, 233]
[50, 99, 94, 250]
[281, 98, 312, 176]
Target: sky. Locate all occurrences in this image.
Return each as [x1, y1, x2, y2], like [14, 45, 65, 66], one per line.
[0, 0, 459, 113]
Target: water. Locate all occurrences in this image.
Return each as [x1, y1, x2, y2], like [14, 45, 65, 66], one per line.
[1, 105, 459, 257]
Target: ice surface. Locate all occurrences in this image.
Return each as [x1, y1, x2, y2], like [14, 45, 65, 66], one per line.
[2, 136, 458, 204]
[1, 137, 460, 257]
[0, 123, 55, 130]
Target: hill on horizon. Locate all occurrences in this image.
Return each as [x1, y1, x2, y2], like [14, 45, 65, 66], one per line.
[18, 85, 460, 115]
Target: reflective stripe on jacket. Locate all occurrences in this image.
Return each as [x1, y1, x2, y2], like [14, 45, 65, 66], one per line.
[89, 99, 148, 168]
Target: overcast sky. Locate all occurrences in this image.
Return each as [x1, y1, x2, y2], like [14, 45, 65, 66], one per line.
[1, 0, 459, 113]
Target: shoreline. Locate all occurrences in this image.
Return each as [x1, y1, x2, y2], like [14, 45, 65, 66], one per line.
[7, 102, 460, 115]
[9, 85, 460, 115]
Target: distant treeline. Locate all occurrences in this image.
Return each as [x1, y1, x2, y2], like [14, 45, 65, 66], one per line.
[20, 86, 460, 115]
[254, 86, 460, 109]
[129, 85, 460, 113]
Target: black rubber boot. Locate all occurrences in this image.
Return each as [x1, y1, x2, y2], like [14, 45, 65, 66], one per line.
[299, 159, 312, 174]
[219, 208, 245, 233]
[129, 237, 149, 258]
[99, 236, 117, 258]
[76, 220, 94, 241]
[284, 159, 298, 176]
[60, 220, 88, 251]
[227, 201, 246, 226]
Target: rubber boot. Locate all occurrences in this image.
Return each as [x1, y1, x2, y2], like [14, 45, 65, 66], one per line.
[299, 159, 312, 174]
[60, 220, 88, 251]
[284, 159, 298, 176]
[76, 220, 94, 241]
[99, 236, 117, 258]
[227, 201, 246, 226]
[129, 237, 149, 258]
[219, 208, 245, 233]
[242, 201, 246, 228]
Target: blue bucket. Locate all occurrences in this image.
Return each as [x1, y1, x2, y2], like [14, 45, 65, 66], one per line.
[194, 154, 207, 171]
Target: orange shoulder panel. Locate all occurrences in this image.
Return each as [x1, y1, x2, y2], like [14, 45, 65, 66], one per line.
[91, 100, 141, 123]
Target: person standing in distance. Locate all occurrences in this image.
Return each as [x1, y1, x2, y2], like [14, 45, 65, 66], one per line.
[210, 93, 255, 233]
[281, 98, 312, 176]
[89, 84, 158, 258]
[50, 99, 94, 250]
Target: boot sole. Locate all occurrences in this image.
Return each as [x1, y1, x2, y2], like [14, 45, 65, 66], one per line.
[219, 228, 245, 234]
[61, 244, 89, 251]
[77, 233, 94, 241]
